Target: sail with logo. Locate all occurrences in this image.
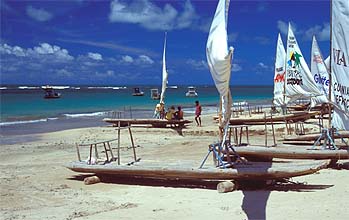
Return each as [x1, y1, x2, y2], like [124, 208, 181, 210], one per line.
[206, 0, 234, 131]
[330, 0, 349, 130]
[310, 36, 329, 101]
[160, 32, 168, 105]
[285, 23, 326, 106]
[273, 33, 287, 106]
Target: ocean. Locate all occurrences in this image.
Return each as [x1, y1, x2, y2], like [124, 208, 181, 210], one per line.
[0, 85, 273, 138]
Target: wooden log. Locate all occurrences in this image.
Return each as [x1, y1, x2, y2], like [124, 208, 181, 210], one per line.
[84, 176, 100, 185]
[217, 181, 236, 193]
[67, 160, 329, 181]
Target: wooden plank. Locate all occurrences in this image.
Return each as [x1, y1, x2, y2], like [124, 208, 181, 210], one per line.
[229, 111, 320, 125]
[103, 118, 192, 127]
[213, 111, 320, 125]
[283, 131, 349, 142]
[232, 146, 349, 160]
[66, 160, 328, 180]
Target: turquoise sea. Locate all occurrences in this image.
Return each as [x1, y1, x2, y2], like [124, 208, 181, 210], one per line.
[0, 85, 273, 138]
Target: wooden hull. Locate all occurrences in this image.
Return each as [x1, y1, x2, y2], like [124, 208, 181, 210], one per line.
[283, 131, 349, 142]
[103, 118, 192, 127]
[228, 111, 319, 125]
[233, 146, 349, 160]
[287, 104, 309, 111]
[66, 160, 328, 181]
[44, 95, 61, 99]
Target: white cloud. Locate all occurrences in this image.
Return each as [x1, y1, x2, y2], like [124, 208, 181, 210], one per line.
[254, 36, 270, 45]
[26, 6, 53, 22]
[56, 69, 74, 77]
[176, 0, 198, 29]
[0, 44, 26, 56]
[228, 33, 238, 43]
[232, 63, 242, 72]
[109, 0, 198, 31]
[87, 52, 103, 60]
[1, 43, 73, 61]
[258, 62, 269, 69]
[186, 59, 207, 70]
[304, 23, 330, 41]
[254, 62, 271, 74]
[106, 70, 115, 76]
[277, 20, 329, 41]
[31, 43, 73, 61]
[277, 20, 289, 35]
[136, 55, 154, 65]
[257, 2, 269, 13]
[119, 54, 153, 65]
[122, 55, 134, 63]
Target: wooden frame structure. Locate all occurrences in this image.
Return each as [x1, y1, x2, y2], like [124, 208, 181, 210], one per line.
[75, 122, 138, 165]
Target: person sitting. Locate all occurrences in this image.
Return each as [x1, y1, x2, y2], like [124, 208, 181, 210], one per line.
[165, 106, 176, 120]
[153, 103, 161, 119]
[175, 106, 184, 120]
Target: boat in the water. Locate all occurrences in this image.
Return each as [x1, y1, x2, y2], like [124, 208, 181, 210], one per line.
[132, 87, 144, 96]
[150, 89, 160, 100]
[185, 86, 198, 97]
[42, 85, 61, 99]
[167, 85, 178, 89]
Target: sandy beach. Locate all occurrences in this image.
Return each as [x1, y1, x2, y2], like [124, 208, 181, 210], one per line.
[1, 112, 348, 220]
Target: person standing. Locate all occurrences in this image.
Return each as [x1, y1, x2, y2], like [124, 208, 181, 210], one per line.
[195, 100, 202, 126]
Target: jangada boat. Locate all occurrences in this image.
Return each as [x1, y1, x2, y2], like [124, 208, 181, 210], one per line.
[185, 86, 198, 97]
[132, 87, 144, 96]
[42, 85, 61, 99]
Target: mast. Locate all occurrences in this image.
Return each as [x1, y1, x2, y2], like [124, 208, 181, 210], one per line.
[328, 0, 332, 129]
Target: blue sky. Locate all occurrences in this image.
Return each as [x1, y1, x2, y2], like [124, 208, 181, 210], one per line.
[1, 0, 331, 85]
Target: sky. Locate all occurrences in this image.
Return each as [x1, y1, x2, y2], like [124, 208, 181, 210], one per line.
[0, 0, 331, 86]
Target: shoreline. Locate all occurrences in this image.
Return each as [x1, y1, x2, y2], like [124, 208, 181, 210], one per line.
[0, 101, 274, 138]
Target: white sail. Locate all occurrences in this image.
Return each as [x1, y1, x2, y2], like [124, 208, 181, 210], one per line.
[273, 33, 286, 106]
[285, 23, 324, 106]
[331, 0, 349, 130]
[206, 0, 233, 129]
[160, 32, 168, 104]
[310, 36, 329, 101]
[324, 56, 330, 71]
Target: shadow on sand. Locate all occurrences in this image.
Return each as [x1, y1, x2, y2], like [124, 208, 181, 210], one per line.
[68, 174, 333, 192]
